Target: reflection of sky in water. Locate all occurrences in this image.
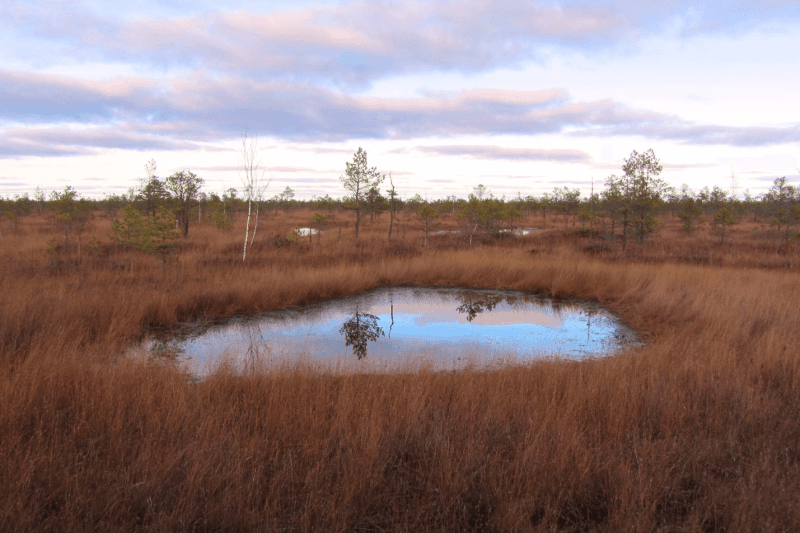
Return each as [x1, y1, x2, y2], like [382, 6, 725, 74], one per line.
[154, 288, 637, 374]
[430, 228, 541, 236]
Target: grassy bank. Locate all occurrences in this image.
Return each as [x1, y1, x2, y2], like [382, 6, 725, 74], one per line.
[1, 211, 798, 531]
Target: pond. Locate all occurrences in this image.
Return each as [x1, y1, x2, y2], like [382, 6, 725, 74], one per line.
[141, 287, 639, 375]
[430, 228, 543, 236]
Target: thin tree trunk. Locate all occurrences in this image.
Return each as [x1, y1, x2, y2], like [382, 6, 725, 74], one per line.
[387, 177, 397, 241]
[250, 201, 259, 247]
[354, 184, 361, 241]
[622, 216, 628, 251]
[243, 199, 252, 261]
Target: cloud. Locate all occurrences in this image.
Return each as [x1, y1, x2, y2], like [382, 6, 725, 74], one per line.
[479, 174, 548, 180]
[273, 176, 338, 184]
[0, 123, 204, 158]
[0, 72, 668, 154]
[717, 154, 798, 170]
[269, 166, 339, 174]
[296, 146, 356, 155]
[0, 69, 160, 122]
[189, 165, 240, 172]
[663, 163, 720, 170]
[3, 69, 800, 158]
[1, 1, 632, 86]
[414, 145, 592, 162]
[572, 122, 800, 147]
[5, 1, 800, 89]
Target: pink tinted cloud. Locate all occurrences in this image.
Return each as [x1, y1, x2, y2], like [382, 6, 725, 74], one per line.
[221, 10, 373, 48]
[427, 0, 626, 39]
[4, 70, 799, 157]
[4, 1, 631, 84]
[0, 69, 161, 121]
[572, 122, 800, 147]
[0, 124, 200, 157]
[6, 0, 800, 88]
[457, 89, 569, 106]
[1, 69, 156, 101]
[415, 145, 592, 163]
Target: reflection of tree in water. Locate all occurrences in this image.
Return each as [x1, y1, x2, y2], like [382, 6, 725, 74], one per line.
[241, 323, 266, 370]
[149, 339, 185, 359]
[388, 293, 395, 338]
[454, 290, 595, 323]
[339, 312, 385, 359]
[455, 292, 506, 321]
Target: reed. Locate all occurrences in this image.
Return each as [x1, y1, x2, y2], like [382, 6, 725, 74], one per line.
[0, 210, 798, 531]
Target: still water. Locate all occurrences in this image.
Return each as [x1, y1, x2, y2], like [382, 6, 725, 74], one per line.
[145, 287, 639, 374]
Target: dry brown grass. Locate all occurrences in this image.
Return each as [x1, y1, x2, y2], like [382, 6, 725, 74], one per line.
[1, 209, 798, 531]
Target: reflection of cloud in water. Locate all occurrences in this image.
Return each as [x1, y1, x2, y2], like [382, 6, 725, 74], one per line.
[143, 287, 639, 375]
[394, 303, 564, 328]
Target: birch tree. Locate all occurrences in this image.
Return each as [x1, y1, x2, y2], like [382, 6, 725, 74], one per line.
[240, 133, 271, 261]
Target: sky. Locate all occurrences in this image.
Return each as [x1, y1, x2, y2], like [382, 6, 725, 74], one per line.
[1, 0, 799, 200]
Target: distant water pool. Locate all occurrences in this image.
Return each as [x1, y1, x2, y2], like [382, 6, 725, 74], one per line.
[141, 287, 639, 375]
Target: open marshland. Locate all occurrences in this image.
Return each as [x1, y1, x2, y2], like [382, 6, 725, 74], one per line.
[1, 209, 799, 531]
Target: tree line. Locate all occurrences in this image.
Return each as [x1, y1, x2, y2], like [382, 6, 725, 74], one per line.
[2, 148, 800, 256]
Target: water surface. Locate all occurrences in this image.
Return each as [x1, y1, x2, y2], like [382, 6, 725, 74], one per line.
[146, 287, 638, 374]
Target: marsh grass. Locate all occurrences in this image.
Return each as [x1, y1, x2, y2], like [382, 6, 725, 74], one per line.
[1, 210, 798, 531]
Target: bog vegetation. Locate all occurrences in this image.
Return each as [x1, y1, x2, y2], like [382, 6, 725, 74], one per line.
[1, 149, 799, 531]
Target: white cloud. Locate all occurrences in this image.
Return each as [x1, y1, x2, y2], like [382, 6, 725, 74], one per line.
[2, 1, 800, 197]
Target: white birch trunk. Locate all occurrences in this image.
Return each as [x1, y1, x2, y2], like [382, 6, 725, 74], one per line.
[250, 201, 259, 246]
[243, 198, 252, 261]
